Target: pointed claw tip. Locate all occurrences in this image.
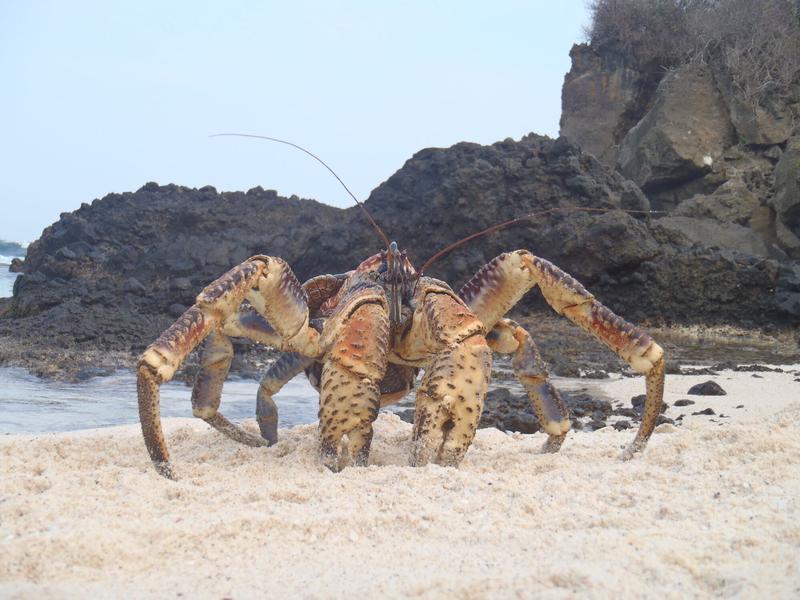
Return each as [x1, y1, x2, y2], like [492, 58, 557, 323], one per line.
[620, 439, 646, 461]
[154, 461, 177, 480]
[320, 449, 342, 472]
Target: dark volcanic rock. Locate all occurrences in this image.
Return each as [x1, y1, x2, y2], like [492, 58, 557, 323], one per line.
[3, 185, 354, 351]
[692, 408, 716, 416]
[674, 399, 695, 407]
[478, 389, 541, 434]
[0, 135, 647, 355]
[417, 387, 616, 435]
[687, 381, 727, 396]
[362, 134, 654, 295]
[772, 136, 800, 255]
[9, 258, 23, 273]
[1, 132, 798, 367]
[733, 365, 784, 373]
[563, 391, 612, 421]
[631, 393, 667, 414]
[631, 394, 646, 410]
[680, 366, 719, 376]
[582, 369, 609, 379]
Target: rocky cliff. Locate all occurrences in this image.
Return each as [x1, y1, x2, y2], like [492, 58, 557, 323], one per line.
[561, 42, 800, 262]
[2, 133, 797, 362]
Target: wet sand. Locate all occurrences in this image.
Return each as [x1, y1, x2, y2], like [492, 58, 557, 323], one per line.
[1, 367, 799, 599]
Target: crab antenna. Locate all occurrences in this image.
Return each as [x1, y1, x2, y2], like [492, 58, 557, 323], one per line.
[417, 206, 662, 278]
[210, 133, 391, 248]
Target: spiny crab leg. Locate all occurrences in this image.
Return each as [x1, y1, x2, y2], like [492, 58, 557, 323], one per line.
[461, 250, 665, 459]
[395, 284, 492, 467]
[317, 287, 389, 471]
[137, 256, 320, 479]
[138, 306, 216, 480]
[485, 318, 570, 452]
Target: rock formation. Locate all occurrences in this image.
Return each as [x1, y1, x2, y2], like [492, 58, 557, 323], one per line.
[560, 41, 800, 268]
[616, 64, 735, 190]
[2, 132, 798, 361]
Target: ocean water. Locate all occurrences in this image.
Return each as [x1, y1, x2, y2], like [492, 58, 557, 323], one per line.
[0, 367, 322, 434]
[0, 264, 18, 298]
[0, 248, 396, 436]
[0, 245, 24, 297]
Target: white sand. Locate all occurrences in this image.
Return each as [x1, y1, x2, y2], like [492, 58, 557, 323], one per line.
[1, 368, 799, 599]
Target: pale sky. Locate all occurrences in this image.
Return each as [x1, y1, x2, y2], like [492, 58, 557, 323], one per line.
[0, 1, 590, 243]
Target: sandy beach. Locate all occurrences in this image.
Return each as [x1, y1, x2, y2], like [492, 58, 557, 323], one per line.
[1, 367, 799, 599]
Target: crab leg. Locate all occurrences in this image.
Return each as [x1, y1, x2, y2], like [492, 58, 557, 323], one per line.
[401, 286, 492, 467]
[223, 308, 320, 445]
[137, 256, 320, 478]
[182, 307, 310, 448]
[256, 352, 315, 444]
[191, 330, 268, 447]
[138, 306, 218, 480]
[486, 319, 570, 452]
[318, 289, 389, 471]
[412, 335, 492, 467]
[460, 250, 665, 459]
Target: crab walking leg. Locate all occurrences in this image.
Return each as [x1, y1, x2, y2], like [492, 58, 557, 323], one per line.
[486, 319, 570, 452]
[138, 307, 218, 479]
[460, 250, 665, 459]
[138, 256, 321, 478]
[222, 306, 318, 444]
[191, 330, 268, 448]
[194, 307, 322, 447]
[256, 352, 315, 444]
[412, 335, 492, 467]
[319, 361, 381, 470]
[407, 290, 492, 467]
[318, 297, 389, 471]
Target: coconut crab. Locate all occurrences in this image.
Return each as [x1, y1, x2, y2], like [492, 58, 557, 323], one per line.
[137, 138, 665, 479]
[137, 242, 665, 479]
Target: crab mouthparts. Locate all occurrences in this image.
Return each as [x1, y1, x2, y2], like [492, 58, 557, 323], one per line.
[389, 282, 402, 325]
[387, 241, 403, 325]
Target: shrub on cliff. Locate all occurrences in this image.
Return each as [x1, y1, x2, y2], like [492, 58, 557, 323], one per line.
[586, 0, 692, 70]
[587, 0, 800, 106]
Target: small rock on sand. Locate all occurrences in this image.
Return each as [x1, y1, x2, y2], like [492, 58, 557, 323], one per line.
[687, 381, 727, 396]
